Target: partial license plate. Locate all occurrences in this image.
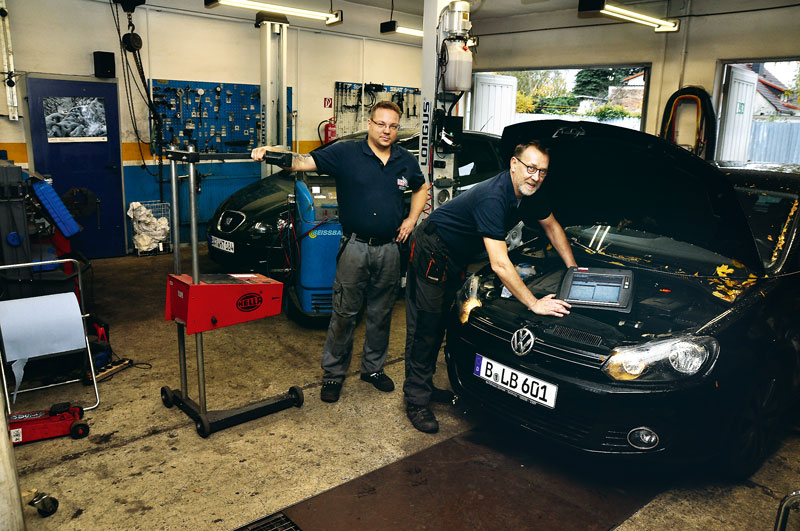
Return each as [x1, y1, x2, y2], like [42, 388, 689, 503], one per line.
[210, 235, 234, 253]
[473, 354, 558, 409]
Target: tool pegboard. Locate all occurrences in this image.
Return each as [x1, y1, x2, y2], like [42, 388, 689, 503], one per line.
[334, 82, 421, 137]
[150, 79, 260, 153]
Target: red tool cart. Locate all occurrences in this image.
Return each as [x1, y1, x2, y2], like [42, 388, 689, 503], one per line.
[159, 147, 303, 438]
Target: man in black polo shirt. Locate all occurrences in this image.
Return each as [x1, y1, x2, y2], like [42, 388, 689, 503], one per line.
[403, 139, 577, 433]
[252, 101, 426, 403]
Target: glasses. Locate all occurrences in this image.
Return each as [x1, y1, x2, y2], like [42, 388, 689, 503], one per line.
[370, 120, 400, 131]
[514, 157, 548, 177]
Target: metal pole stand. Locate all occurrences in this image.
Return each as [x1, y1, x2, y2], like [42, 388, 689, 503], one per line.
[159, 147, 302, 438]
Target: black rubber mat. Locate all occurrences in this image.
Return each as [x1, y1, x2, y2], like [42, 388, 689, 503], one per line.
[279, 422, 665, 530]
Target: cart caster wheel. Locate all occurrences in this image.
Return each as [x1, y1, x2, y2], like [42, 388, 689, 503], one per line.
[289, 386, 304, 407]
[70, 420, 89, 439]
[161, 386, 174, 408]
[30, 493, 58, 518]
[195, 415, 210, 438]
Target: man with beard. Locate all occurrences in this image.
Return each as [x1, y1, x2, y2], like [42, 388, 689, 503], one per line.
[402, 139, 577, 433]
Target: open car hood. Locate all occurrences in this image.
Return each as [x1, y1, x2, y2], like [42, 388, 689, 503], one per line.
[501, 120, 763, 273]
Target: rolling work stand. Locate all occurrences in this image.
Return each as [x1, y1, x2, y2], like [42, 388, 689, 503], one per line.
[160, 146, 303, 437]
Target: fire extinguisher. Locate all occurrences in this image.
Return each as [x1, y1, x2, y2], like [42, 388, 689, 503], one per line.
[323, 118, 337, 143]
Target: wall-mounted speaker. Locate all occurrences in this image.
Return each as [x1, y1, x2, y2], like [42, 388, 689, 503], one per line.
[93, 51, 115, 79]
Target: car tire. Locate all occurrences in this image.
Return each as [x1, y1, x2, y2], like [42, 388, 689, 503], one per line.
[716, 365, 787, 479]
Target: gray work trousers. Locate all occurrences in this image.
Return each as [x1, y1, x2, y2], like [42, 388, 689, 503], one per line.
[321, 236, 401, 383]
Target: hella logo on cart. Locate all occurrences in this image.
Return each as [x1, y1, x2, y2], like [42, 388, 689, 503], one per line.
[236, 293, 263, 312]
[309, 229, 342, 238]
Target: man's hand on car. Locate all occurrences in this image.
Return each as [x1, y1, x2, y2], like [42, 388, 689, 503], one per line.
[530, 294, 571, 317]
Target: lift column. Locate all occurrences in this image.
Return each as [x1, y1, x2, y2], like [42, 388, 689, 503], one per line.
[257, 12, 289, 178]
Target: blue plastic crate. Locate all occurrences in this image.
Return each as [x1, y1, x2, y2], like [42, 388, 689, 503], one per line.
[31, 181, 80, 237]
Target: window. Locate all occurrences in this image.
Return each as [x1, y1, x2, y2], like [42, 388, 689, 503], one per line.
[716, 60, 800, 164]
[469, 66, 650, 134]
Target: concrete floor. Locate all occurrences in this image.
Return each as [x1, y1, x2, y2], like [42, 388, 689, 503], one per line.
[7, 247, 800, 530]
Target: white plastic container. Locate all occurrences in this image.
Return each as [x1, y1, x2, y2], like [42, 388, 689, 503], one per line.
[443, 40, 472, 92]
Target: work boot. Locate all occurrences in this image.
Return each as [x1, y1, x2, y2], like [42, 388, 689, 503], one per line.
[320, 380, 342, 403]
[360, 370, 395, 392]
[406, 404, 439, 433]
[431, 386, 455, 404]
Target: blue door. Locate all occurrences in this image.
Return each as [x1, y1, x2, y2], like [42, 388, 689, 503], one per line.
[26, 77, 126, 258]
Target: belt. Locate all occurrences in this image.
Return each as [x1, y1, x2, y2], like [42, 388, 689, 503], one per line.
[344, 232, 395, 246]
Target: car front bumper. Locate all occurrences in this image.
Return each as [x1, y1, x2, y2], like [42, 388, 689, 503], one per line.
[445, 318, 729, 459]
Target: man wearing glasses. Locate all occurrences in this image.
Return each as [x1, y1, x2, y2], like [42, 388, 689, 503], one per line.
[252, 101, 426, 403]
[403, 140, 577, 433]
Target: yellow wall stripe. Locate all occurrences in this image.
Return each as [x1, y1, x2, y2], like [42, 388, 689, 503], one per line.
[122, 142, 154, 161]
[0, 143, 28, 163]
[1, 141, 326, 165]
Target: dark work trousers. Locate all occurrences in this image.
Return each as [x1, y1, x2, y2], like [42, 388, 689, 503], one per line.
[403, 221, 462, 406]
[321, 236, 401, 383]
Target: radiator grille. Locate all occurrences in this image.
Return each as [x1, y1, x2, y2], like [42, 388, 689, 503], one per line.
[550, 325, 603, 347]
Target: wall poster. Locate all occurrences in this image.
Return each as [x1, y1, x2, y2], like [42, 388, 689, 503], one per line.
[43, 97, 108, 142]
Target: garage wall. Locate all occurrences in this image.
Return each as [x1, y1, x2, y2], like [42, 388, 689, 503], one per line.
[1, 0, 421, 248]
[471, 0, 800, 135]
[3, 0, 423, 158]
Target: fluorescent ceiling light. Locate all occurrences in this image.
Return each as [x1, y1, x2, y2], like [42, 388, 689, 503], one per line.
[579, 0, 679, 32]
[395, 26, 424, 37]
[205, 0, 343, 26]
[602, 4, 678, 31]
[380, 20, 423, 38]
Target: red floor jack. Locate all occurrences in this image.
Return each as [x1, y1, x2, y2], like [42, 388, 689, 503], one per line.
[8, 402, 89, 445]
[160, 147, 303, 438]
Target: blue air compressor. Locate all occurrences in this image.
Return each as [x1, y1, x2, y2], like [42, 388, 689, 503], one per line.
[285, 176, 341, 320]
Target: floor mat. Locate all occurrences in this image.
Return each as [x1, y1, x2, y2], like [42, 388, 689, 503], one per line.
[278, 423, 664, 530]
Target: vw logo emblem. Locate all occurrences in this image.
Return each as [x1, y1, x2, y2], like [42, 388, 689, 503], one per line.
[511, 328, 535, 357]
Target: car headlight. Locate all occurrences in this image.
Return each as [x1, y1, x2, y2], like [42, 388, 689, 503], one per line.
[603, 335, 718, 382]
[456, 274, 482, 324]
[249, 221, 273, 234]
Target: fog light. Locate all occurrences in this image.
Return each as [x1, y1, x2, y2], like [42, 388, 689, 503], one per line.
[627, 427, 659, 450]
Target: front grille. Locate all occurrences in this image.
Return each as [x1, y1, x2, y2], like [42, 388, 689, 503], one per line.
[217, 210, 246, 233]
[468, 315, 607, 370]
[550, 325, 603, 347]
[601, 429, 630, 450]
[455, 364, 594, 446]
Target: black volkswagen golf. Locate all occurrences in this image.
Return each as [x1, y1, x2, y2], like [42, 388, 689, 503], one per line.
[445, 120, 800, 477]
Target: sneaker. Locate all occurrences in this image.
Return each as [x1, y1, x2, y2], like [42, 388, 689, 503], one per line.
[431, 386, 455, 404]
[406, 404, 439, 433]
[320, 380, 342, 403]
[360, 370, 395, 392]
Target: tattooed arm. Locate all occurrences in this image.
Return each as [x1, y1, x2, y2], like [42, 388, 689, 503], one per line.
[250, 146, 317, 172]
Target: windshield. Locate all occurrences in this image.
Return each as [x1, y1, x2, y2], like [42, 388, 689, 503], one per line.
[734, 186, 799, 268]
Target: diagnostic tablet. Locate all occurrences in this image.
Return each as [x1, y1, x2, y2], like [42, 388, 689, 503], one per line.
[558, 267, 634, 313]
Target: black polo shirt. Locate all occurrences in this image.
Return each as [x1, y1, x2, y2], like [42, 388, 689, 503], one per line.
[310, 137, 425, 239]
[428, 170, 552, 263]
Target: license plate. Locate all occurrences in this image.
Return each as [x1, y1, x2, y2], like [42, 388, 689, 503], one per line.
[210, 235, 234, 253]
[473, 354, 558, 409]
